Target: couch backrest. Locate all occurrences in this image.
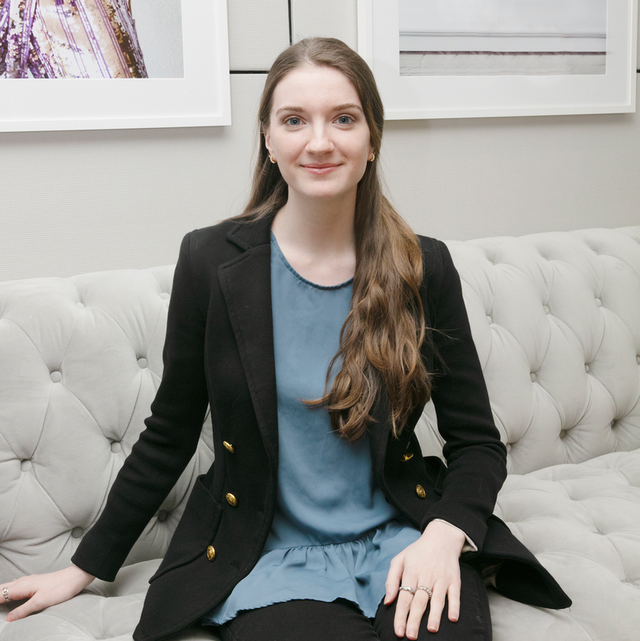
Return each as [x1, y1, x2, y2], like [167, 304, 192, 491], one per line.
[0, 267, 214, 580]
[1, 227, 639, 580]
[417, 227, 640, 475]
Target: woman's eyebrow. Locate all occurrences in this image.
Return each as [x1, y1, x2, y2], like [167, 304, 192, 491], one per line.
[333, 103, 364, 113]
[276, 106, 304, 115]
[275, 103, 364, 115]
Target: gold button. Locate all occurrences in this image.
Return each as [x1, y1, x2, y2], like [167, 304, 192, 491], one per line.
[206, 545, 216, 561]
[223, 441, 235, 454]
[402, 452, 414, 462]
[226, 493, 238, 507]
[415, 484, 426, 499]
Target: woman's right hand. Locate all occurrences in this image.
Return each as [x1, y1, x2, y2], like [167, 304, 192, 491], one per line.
[2, 565, 95, 622]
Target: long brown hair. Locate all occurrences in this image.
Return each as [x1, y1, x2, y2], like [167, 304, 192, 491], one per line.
[240, 37, 431, 440]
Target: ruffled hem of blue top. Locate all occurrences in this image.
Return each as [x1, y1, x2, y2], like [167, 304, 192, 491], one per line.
[203, 517, 421, 625]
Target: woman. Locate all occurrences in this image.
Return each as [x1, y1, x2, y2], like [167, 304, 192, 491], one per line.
[0, 38, 569, 640]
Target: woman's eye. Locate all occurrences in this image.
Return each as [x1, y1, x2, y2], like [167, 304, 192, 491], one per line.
[285, 117, 302, 126]
[336, 115, 353, 125]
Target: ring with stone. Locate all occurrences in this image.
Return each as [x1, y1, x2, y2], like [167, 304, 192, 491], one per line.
[417, 585, 433, 598]
[2, 587, 10, 603]
[398, 586, 416, 595]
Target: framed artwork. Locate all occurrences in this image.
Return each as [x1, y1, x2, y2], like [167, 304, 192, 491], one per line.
[0, 0, 231, 131]
[357, 0, 638, 119]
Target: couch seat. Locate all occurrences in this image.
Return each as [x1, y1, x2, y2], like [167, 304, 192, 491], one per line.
[2, 450, 638, 641]
[491, 449, 640, 641]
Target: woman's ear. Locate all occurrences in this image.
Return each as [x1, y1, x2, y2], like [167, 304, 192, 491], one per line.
[263, 129, 271, 155]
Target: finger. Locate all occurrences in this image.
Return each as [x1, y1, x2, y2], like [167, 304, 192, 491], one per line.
[426, 584, 448, 634]
[393, 589, 416, 638]
[4, 581, 49, 622]
[393, 567, 418, 638]
[404, 590, 430, 640]
[384, 556, 403, 604]
[7, 598, 43, 622]
[446, 579, 461, 623]
[2, 579, 34, 603]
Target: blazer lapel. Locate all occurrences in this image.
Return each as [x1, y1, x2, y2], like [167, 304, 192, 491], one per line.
[218, 217, 279, 464]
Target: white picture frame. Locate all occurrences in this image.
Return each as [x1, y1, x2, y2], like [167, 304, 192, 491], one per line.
[0, 0, 231, 132]
[357, 0, 638, 120]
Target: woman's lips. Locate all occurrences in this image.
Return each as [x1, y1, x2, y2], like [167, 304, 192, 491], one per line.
[302, 163, 340, 175]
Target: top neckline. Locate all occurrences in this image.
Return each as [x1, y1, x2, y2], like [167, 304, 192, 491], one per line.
[270, 233, 354, 291]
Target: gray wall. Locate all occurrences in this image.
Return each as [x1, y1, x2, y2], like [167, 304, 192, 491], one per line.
[1, 0, 638, 282]
[133, 0, 184, 78]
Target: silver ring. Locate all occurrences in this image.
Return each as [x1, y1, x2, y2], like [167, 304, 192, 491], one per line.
[417, 585, 433, 598]
[2, 587, 10, 603]
[398, 586, 415, 595]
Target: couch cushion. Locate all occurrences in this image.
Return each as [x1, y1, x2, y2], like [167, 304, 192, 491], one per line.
[490, 449, 640, 641]
[0, 560, 220, 641]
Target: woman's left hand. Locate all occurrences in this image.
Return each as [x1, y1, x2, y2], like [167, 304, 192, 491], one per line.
[385, 519, 466, 639]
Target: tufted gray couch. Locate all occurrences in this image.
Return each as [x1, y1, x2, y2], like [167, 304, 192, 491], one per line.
[1, 226, 639, 641]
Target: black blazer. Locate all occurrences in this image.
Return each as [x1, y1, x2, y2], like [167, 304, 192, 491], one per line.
[72, 215, 570, 641]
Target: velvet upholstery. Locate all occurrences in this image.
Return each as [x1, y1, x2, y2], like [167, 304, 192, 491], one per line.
[0, 226, 638, 640]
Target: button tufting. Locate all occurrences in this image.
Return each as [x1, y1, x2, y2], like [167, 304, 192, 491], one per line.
[486, 315, 492, 324]
[636, 356, 640, 365]
[137, 357, 148, 369]
[585, 364, 590, 373]
[76, 302, 85, 309]
[110, 441, 122, 453]
[542, 305, 550, 314]
[50, 371, 62, 383]
[20, 459, 32, 471]
[71, 527, 84, 538]
[530, 372, 537, 382]
[595, 298, 602, 307]
[506, 443, 512, 452]
[160, 293, 170, 300]
[158, 510, 168, 522]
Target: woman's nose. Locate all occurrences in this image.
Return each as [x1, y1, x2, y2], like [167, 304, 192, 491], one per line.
[307, 124, 334, 155]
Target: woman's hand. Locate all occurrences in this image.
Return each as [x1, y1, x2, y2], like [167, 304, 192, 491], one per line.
[2, 565, 95, 622]
[385, 520, 466, 639]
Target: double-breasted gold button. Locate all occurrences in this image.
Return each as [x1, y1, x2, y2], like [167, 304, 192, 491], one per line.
[223, 441, 235, 454]
[415, 484, 427, 499]
[206, 545, 216, 561]
[226, 493, 238, 507]
[402, 452, 414, 462]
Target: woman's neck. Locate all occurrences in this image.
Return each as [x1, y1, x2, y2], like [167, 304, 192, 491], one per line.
[271, 195, 357, 287]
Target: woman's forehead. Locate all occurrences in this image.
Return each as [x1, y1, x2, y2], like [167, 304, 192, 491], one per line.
[271, 64, 362, 111]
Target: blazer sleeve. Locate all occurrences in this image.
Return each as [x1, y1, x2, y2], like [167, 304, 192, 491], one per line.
[418, 237, 507, 550]
[72, 231, 210, 581]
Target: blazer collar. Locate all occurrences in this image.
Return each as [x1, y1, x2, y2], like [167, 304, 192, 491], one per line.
[226, 214, 274, 251]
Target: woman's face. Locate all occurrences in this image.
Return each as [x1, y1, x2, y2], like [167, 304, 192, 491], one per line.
[264, 64, 373, 209]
